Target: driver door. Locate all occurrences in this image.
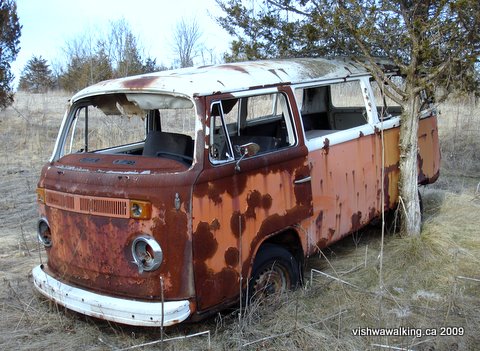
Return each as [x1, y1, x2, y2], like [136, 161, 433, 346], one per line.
[191, 89, 312, 312]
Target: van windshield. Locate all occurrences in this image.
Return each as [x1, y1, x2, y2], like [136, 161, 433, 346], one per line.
[57, 93, 196, 163]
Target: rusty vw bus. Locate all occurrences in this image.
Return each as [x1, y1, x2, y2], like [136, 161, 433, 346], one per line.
[33, 58, 440, 326]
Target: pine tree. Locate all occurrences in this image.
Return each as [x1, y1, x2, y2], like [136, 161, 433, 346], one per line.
[18, 55, 55, 93]
[0, 0, 21, 108]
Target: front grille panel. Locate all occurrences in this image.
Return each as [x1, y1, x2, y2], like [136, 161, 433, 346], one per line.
[45, 189, 129, 218]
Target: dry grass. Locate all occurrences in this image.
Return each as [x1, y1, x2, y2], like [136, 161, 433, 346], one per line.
[0, 91, 478, 350]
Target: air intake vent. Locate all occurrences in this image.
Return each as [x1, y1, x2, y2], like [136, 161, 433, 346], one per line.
[45, 189, 129, 218]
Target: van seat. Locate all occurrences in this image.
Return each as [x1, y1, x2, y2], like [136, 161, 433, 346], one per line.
[143, 131, 193, 159]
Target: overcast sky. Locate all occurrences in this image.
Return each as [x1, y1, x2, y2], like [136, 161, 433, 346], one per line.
[12, 0, 232, 86]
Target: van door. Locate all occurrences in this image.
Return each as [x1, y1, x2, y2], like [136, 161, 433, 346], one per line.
[191, 89, 312, 312]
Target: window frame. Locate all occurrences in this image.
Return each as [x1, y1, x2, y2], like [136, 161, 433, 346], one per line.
[208, 89, 298, 166]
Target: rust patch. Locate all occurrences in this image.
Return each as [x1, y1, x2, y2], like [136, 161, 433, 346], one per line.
[208, 183, 223, 205]
[315, 210, 323, 231]
[268, 68, 282, 80]
[316, 238, 328, 249]
[323, 138, 330, 154]
[210, 218, 220, 231]
[359, 131, 364, 138]
[193, 221, 218, 261]
[194, 262, 239, 310]
[328, 228, 335, 239]
[122, 75, 158, 89]
[351, 211, 362, 231]
[245, 190, 262, 219]
[417, 153, 426, 183]
[230, 211, 246, 238]
[261, 194, 273, 210]
[224, 247, 240, 267]
[218, 64, 248, 74]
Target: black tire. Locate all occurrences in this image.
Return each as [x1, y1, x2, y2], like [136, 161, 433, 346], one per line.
[248, 244, 300, 301]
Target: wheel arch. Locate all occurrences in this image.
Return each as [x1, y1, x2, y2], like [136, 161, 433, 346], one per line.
[248, 227, 305, 283]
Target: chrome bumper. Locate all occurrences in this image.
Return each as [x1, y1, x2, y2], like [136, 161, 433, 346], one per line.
[32, 265, 191, 327]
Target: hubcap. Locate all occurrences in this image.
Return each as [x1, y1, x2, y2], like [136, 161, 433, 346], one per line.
[253, 262, 290, 298]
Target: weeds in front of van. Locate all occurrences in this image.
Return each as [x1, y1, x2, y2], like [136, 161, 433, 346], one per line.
[0, 92, 479, 350]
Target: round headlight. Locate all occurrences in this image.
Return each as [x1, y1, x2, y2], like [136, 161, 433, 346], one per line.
[131, 235, 163, 273]
[38, 218, 52, 248]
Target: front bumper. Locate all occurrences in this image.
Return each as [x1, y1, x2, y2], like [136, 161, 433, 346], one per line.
[32, 265, 191, 327]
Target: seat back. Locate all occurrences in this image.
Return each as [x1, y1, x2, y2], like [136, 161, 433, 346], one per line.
[143, 131, 193, 158]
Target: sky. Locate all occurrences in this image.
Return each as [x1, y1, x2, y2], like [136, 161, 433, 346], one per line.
[11, 0, 233, 87]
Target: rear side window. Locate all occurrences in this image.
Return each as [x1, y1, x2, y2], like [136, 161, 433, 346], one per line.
[209, 92, 295, 163]
[297, 80, 370, 139]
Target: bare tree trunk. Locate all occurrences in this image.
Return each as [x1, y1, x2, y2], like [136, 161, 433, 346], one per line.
[398, 92, 422, 236]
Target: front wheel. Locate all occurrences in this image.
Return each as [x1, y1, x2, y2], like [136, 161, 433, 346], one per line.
[249, 244, 300, 300]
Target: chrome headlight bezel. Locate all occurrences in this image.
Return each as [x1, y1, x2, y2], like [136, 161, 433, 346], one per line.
[131, 235, 163, 273]
[37, 217, 52, 248]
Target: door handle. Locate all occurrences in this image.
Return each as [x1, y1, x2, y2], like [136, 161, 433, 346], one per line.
[294, 176, 311, 184]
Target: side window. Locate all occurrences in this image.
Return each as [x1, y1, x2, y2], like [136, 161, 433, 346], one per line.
[369, 79, 402, 120]
[299, 80, 369, 140]
[329, 81, 368, 129]
[209, 92, 295, 163]
[209, 101, 234, 162]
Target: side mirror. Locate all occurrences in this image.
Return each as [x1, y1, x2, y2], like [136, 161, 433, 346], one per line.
[235, 142, 260, 172]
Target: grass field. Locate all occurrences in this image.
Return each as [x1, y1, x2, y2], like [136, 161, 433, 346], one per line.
[0, 91, 479, 350]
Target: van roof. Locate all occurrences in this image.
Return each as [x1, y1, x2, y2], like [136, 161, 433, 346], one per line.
[71, 57, 398, 102]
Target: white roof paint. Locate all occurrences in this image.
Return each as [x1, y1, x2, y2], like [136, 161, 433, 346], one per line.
[71, 58, 391, 102]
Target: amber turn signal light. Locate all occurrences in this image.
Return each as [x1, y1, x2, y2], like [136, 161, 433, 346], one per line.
[129, 200, 152, 220]
[36, 188, 46, 204]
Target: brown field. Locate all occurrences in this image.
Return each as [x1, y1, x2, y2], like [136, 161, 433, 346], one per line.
[0, 91, 479, 350]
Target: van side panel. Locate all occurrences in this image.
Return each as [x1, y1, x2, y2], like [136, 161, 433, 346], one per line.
[304, 114, 440, 253]
[306, 130, 382, 252]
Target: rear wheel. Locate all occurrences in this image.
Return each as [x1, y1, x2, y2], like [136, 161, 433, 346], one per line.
[249, 244, 300, 300]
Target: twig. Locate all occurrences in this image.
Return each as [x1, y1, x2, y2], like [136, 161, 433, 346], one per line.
[160, 276, 164, 350]
[98, 337, 119, 350]
[371, 344, 415, 351]
[310, 268, 359, 289]
[338, 263, 363, 275]
[11, 105, 30, 124]
[365, 244, 368, 268]
[456, 276, 480, 283]
[20, 225, 32, 256]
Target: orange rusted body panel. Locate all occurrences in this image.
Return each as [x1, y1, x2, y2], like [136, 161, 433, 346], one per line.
[302, 115, 440, 254]
[38, 153, 198, 301]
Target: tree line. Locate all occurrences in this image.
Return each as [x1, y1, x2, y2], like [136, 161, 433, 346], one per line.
[17, 17, 209, 94]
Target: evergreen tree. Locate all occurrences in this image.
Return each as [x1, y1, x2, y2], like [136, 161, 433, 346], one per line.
[216, 0, 480, 236]
[18, 55, 55, 93]
[0, 0, 21, 108]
